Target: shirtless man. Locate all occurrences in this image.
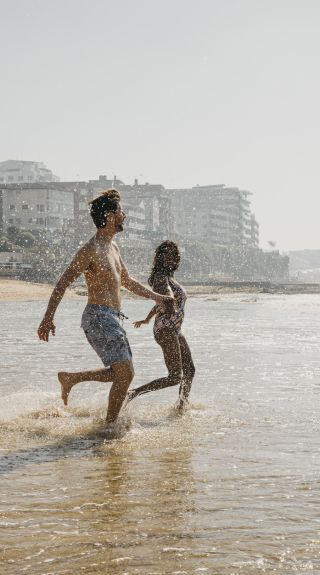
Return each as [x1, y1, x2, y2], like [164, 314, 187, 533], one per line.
[37, 189, 172, 429]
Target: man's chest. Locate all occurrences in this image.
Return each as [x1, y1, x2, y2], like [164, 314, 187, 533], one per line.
[92, 249, 122, 278]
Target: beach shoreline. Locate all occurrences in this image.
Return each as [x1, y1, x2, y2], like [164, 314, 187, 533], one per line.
[0, 279, 82, 302]
[1, 278, 320, 302]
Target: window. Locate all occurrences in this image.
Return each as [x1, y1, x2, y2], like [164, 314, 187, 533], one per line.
[8, 218, 13, 224]
[8, 176, 14, 182]
[15, 218, 21, 225]
[37, 204, 45, 212]
[36, 217, 44, 225]
[9, 205, 15, 211]
[22, 204, 29, 210]
[28, 218, 33, 223]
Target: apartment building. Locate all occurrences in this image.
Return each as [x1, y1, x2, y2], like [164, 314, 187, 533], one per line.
[250, 214, 259, 248]
[120, 179, 174, 240]
[168, 184, 259, 247]
[0, 183, 74, 237]
[73, 176, 173, 243]
[1, 176, 260, 260]
[0, 176, 145, 246]
[0, 161, 59, 184]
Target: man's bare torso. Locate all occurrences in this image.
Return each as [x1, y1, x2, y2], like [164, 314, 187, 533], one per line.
[84, 237, 123, 309]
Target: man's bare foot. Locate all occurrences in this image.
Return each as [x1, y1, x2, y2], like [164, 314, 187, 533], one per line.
[98, 418, 131, 440]
[105, 417, 116, 427]
[58, 372, 75, 406]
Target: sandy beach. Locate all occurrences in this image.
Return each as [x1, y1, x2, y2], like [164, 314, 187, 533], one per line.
[1, 278, 320, 302]
[0, 279, 83, 302]
[0, 279, 220, 302]
[0, 278, 258, 302]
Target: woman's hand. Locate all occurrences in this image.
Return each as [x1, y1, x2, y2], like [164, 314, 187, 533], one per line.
[133, 319, 148, 328]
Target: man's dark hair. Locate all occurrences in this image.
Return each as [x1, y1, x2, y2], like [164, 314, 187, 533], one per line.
[89, 189, 121, 228]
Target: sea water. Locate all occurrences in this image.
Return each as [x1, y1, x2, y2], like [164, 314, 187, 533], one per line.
[1, 294, 320, 574]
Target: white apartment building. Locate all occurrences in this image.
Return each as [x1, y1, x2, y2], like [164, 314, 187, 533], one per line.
[0, 161, 59, 184]
[120, 180, 174, 239]
[78, 176, 172, 241]
[250, 214, 259, 247]
[168, 185, 259, 247]
[0, 184, 74, 236]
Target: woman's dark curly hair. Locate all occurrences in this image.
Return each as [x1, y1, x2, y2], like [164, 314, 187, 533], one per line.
[148, 241, 181, 286]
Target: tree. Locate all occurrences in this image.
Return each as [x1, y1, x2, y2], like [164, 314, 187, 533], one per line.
[0, 236, 16, 252]
[16, 231, 36, 247]
[6, 226, 20, 243]
[6, 226, 35, 248]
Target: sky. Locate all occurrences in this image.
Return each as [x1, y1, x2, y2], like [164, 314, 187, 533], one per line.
[1, 0, 319, 252]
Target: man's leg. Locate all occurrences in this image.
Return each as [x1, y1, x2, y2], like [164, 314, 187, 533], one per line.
[106, 360, 134, 425]
[58, 368, 113, 406]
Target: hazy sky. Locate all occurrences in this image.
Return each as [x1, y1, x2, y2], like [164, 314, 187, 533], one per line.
[1, 0, 319, 251]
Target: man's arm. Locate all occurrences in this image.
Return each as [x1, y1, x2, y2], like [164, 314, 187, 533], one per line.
[38, 244, 92, 342]
[119, 254, 173, 306]
[122, 274, 163, 302]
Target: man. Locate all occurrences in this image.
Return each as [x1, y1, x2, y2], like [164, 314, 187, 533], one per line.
[38, 188, 173, 430]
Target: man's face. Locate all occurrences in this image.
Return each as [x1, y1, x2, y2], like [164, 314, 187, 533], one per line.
[113, 204, 126, 233]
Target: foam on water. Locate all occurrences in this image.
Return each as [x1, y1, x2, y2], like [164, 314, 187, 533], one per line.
[0, 377, 206, 453]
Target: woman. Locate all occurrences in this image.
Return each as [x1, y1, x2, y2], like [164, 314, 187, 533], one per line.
[127, 240, 195, 409]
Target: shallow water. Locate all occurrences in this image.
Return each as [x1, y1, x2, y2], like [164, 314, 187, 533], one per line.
[1, 294, 320, 574]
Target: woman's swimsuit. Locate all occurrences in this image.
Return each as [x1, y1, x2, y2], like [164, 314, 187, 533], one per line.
[153, 276, 187, 336]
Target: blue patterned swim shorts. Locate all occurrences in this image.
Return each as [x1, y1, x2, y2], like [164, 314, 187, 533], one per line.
[81, 304, 132, 367]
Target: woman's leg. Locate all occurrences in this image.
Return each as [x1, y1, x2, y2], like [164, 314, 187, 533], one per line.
[128, 328, 183, 401]
[177, 333, 195, 404]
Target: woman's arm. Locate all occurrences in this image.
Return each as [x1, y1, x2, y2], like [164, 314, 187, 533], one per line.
[133, 305, 157, 328]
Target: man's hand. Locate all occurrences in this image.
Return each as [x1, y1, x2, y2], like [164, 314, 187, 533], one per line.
[38, 317, 56, 342]
[155, 293, 173, 305]
[156, 294, 175, 317]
